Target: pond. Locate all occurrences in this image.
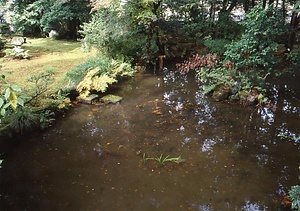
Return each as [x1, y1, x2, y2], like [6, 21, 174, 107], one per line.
[0, 67, 299, 210]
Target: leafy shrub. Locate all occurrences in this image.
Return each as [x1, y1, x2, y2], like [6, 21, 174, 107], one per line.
[177, 4, 287, 105]
[0, 76, 27, 121]
[203, 38, 231, 56]
[287, 48, 300, 70]
[224, 4, 287, 72]
[0, 23, 11, 35]
[38, 110, 55, 130]
[214, 11, 242, 40]
[67, 56, 111, 85]
[0, 73, 56, 136]
[67, 55, 136, 97]
[4, 47, 30, 59]
[27, 69, 55, 97]
[176, 53, 268, 105]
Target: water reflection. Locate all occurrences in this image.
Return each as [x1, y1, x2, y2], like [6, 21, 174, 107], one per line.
[242, 200, 268, 211]
[0, 69, 299, 210]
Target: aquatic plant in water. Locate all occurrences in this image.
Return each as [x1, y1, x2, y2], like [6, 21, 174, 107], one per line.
[143, 153, 185, 166]
[289, 185, 300, 210]
[278, 132, 300, 144]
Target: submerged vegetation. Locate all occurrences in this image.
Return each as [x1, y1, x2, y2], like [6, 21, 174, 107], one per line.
[142, 153, 186, 167]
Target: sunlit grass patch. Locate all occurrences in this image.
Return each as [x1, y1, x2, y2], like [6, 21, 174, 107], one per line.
[0, 38, 95, 88]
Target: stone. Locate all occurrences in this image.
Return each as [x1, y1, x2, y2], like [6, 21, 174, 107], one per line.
[13, 46, 24, 53]
[100, 94, 123, 104]
[49, 30, 58, 38]
[11, 37, 25, 46]
[212, 84, 230, 101]
[77, 94, 99, 104]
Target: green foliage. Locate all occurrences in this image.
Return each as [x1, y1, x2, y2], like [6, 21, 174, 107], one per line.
[142, 153, 186, 167]
[67, 55, 136, 97]
[203, 38, 231, 55]
[224, 4, 287, 72]
[0, 72, 56, 136]
[197, 66, 234, 94]
[4, 48, 30, 59]
[39, 110, 55, 130]
[0, 23, 11, 35]
[41, 90, 71, 111]
[27, 69, 55, 97]
[287, 48, 300, 70]
[181, 20, 210, 39]
[40, 0, 90, 37]
[82, 2, 147, 59]
[4, 0, 91, 37]
[0, 38, 5, 51]
[214, 12, 241, 40]
[0, 75, 28, 122]
[67, 57, 108, 84]
[185, 3, 288, 104]
[278, 131, 300, 144]
[8, 107, 39, 134]
[289, 185, 300, 210]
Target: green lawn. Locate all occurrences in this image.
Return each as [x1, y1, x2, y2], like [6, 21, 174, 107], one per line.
[1, 37, 95, 89]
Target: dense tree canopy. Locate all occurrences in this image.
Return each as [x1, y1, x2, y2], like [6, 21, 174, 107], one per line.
[1, 0, 91, 37]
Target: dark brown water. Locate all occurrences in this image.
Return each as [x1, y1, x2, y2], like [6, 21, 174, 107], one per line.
[0, 69, 299, 211]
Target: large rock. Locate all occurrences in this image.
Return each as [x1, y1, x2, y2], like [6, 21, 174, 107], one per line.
[11, 37, 25, 46]
[49, 30, 58, 38]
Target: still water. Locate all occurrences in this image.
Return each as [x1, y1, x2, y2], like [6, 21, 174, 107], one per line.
[0, 68, 299, 210]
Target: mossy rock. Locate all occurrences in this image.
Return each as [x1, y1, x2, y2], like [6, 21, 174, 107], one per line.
[77, 94, 99, 104]
[212, 85, 230, 101]
[100, 94, 123, 104]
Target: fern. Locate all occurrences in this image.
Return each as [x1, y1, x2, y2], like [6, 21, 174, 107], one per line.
[76, 68, 118, 97]
[93, 74, 117, 93]
[72, 55, 136, 97]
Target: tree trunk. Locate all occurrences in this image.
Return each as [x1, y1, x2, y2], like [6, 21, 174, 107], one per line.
[281, 0, 286, 16]
[244, 0, 250, 12]
[262, 0, 267, 8]
[288, 12, 300, 51]
[251, 0, 255, 8]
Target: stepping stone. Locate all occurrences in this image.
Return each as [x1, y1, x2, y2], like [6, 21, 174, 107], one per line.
[100, 94, 123, 104]
[77, 94, 99, 104]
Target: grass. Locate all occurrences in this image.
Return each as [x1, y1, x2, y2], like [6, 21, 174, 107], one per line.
[0, 37, 95, 89]
[143, 153, 186, 166]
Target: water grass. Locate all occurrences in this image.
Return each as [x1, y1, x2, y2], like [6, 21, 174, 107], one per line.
[143, 153, 185, 166]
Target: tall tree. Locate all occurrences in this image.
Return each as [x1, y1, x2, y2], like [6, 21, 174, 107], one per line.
[3, 0, 91, 38]
[288, 0, 300, 50]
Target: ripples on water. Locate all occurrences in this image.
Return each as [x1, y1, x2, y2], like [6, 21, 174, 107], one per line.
[0, 68, 299, 210]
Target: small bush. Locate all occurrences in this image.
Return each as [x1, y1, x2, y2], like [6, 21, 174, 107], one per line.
[67, 56, 111, 85]
[4, 47, 30, 59]
[8, 107, 39, 134]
